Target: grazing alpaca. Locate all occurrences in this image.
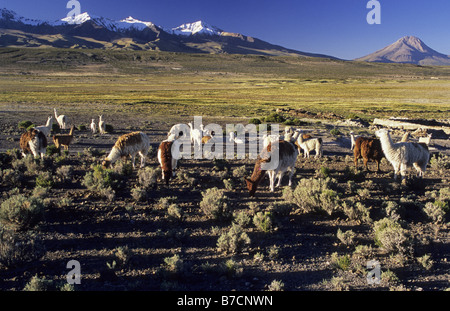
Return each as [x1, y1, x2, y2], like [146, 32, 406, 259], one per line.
[54, 108, 68, 130]
[297, 133, 322, 158]
[53, 126, 76, 153]
[90, 119, 97, 134]
[245, 140, 298, 196]
[375, 129, 430, 179]
[157, 136, 180, 185]
[102, 132, 150, 169]
[35, 116, 53, 137]
[98, 115, 106, 135]
[353, 135, 384, 172]
[188, 122, 202, 151]
[20, 128, 47, 159]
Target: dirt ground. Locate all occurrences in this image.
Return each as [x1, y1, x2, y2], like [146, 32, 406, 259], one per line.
[0, 107, 449, 292]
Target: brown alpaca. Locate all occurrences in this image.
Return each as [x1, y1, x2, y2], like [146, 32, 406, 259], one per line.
[20, 128, 47, 159]
[157, 140, 178, 185]
[53, 126, 75, 153]
[353, 136, 384, 172]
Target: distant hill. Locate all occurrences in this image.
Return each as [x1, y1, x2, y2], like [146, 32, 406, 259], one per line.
[0, 8, 336, 59]
[355, 36, 450, 66]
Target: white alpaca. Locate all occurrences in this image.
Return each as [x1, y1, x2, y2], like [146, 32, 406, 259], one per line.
[90, 119, 97, 134]
[35, 116, 53, 137]
[188, 122, 202, 152]
[245, 140, 298, 196]
[297, 133, 323, 158]
[375, 129, 430, 179]
[419, 133, 432, 146]
[168, 123, 188, 140]
[54, 108, 68, 130]
[261, 134, 280, 149]
[98, 115, 106, 135]
[102, 132, 150, 169]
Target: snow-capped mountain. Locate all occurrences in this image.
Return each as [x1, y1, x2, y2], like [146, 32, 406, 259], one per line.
[355, 36, 450, 66]
[59, 12, 156, 32]
[171, 21, 222, 36]
[0, 8, 336, 58]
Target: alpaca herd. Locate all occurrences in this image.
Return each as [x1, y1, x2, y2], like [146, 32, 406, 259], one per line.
[18, 111, 436, 196]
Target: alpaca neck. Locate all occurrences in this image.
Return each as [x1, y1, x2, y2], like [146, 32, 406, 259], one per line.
[54, 109, 58, 119]
[106, 147, 121, 164]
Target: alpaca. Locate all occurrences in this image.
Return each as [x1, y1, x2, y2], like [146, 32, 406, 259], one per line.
[53, 125, 76, 153]
[245, 140, 298, 196]
[419, 133, 432, 146]
[261, 134, 280, 149]
[20, 128, 47, 159]
[35, 116, 53, 137]
[98, 115, 106, 135]
[54, 108, 68, 130]
[353, 135, 383, 172]
[168, 124, 187, 139]
[400, 131, 411, 142]
[102, 132, 150, 169]
[297, 133, 322, 158]
[188, 122, 202, 152]
[157, 136, 180, 185]
[375, 129, 430, 179]
[90, 119, 97, 134]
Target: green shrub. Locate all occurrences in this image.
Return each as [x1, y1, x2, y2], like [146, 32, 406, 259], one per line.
[104, 124, 114, 133]
[337, 229, 355, 246]
[331, 252, 351, 271]
[200, 187, 231, 221]
[268, 280, 285, 291]
[373, 218, 410, 254]
[248, 118, 262, 125]
[137, 167, 158, 190]
[46, 145, 60, 156]
[167, 203, 183, 220]
[330, 128, 341, 136]
[264, 113, 285, 123]
[423, 201, 448, 224]
[283, 178, 340, 215]
[35, 172, 54, 189]
[217, 223, 250, 254]
[18, 120, 33, 130]
[82, 165, 118, 201]
[78, 124, 87, 131]
[253, 211, 273, 233]
[23, 275, 53, 291]
[0, 194, 44, 231]
[0, 229, 44, 267]
[341, 200, 371, 223]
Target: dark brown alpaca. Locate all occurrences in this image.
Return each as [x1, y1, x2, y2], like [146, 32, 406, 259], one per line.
[157, 140, 175, 185]
[353, 136, 384, 172]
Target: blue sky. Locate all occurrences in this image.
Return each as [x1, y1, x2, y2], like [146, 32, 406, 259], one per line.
[1, 0, 449, 60]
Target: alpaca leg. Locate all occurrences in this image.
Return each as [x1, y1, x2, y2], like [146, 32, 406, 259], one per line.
[400, 163, 407, 179]
[269, 171, 275, 192]
[172, 158, 178, 177]
[131, 154, 136, 169]
[288, 169, 294, 187]
[276, 172, 283, 187]
[138, 151, 147, 168]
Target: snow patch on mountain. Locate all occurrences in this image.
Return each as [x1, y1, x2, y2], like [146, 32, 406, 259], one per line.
[171, 21, 222, 36]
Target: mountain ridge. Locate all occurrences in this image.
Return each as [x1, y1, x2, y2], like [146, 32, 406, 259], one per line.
[0, 8, 336, 58]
